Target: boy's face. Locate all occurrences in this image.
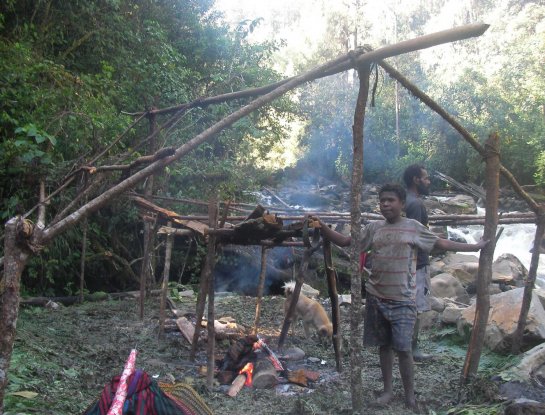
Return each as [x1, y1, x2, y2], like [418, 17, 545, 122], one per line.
[379, 191, 404, 222]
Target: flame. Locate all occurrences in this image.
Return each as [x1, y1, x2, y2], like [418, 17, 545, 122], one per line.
[239, 362, 254, 387]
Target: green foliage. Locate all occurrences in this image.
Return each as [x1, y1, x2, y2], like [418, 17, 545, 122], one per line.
[0, 0, 293, 296]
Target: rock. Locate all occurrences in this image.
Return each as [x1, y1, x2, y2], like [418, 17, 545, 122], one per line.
[430, 273, 470, 305]
[443, 266, 475, 287]
[458, 288, 545, 352]
[535, 288, 545, 309]
[441, 304, 464, 324]
[441, 252, 480, 266]
[492, 253, 528, 287]
[504, 399, 545, 415]
[278, 347, 306, 361]
[419, 310, 439, 330]
[429, 296, 446, 313]
[500, 343, 545, 382]
[439, 194, 477, 214]
[338, 294, 351, 306]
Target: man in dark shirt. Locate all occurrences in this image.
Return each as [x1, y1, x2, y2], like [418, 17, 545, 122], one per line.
[403, 164, 433, 361]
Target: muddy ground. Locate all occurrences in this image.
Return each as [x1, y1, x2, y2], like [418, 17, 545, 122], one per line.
[6, 291, 509, 415]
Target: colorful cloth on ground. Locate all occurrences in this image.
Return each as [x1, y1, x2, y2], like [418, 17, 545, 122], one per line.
[107, 349, 137, 415]
[82, 370, 210, 415]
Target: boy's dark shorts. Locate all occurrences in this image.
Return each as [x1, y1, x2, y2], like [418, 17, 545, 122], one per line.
[363, 293, 417, 352]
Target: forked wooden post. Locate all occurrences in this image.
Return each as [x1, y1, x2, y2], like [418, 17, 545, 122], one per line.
[460, 133, 500, 383]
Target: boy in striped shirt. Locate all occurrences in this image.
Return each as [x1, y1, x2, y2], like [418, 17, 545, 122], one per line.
[318, 183, 487, 411]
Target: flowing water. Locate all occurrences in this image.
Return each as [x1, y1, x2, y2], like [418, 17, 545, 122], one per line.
[448, 209, 545, 288]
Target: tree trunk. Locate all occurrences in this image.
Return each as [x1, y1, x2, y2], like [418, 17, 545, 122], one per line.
[349, 63, 371, 413]
[0, 218, 30, 413]
[461, 133, 500, 383]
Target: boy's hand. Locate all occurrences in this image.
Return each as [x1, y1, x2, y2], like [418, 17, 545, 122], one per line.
[475, 238, 490, 250]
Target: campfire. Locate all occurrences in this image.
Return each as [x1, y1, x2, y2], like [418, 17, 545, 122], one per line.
[219, 335, 320, 397]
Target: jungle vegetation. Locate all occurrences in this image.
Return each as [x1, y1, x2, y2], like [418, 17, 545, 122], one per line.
[1, 0, 544, 296]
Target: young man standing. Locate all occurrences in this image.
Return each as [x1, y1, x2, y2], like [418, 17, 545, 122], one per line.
[403, 164, 433, 361]
[318, 184, 487, 410]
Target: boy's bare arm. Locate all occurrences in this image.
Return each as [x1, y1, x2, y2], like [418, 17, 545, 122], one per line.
[315, 218, 352, 247]
[434, 237, 489, 252]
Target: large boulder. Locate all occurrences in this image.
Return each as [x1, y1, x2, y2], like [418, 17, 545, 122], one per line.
[430, 273, 470, 305]
[492, 253, 528, 287]
[458, 288, 545, 353]
[439, 194, 477, 214]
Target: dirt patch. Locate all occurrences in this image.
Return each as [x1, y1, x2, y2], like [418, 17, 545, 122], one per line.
[6, 293, 505, 414]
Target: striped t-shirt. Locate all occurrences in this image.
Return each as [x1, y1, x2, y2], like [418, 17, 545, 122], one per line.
[361, 217, 438, 302]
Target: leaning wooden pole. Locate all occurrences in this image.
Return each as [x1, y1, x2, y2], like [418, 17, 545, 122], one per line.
[190, 256, 210, 360]
[512, 212, 545, 353]
[206, 199, 218, 389]
[460, 133, 500, 384]
[278, 247, 312, 349]
[377, 60, 540, 213]
[253, 246, 269, 335]
[349, 63, 371, 413]
[323, 239, 342, 372]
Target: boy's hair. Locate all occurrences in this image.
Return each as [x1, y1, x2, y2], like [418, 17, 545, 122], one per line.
[403, 164, 425, 188]
[379, 183, 406, 203]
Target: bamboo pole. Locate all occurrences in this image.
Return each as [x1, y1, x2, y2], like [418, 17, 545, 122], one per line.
[461, 133, 500, 383]
[253, 246, 269, 335]
[159, 222, 174, 339]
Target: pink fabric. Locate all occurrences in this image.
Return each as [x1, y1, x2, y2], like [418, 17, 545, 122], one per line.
[107, 349, 138, 415]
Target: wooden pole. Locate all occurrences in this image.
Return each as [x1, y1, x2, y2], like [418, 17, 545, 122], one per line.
[79, 218, 88, 304]
[460, 133, 500, 383]
[323, 239, 342, 372]
[512, 212, 545, 353]
[253, 246, 269, 335]
[206, 198, 218, 389]
[190, 255, 210, 360]
[348, 63, 371, 413]
[278, 247, 313, 349]
[159, 222, 174, 339]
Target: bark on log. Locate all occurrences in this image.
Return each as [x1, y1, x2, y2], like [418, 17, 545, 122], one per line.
[252, 356, 278, 389]
[461, 133, 500, 383]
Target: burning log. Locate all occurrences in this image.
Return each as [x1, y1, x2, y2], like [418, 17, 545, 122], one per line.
[251, 355, 277, 389]
[227, 372, 248, 397]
